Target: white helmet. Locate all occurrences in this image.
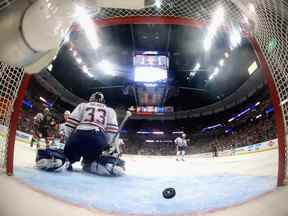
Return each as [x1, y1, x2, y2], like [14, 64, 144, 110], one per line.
[64, 110, 71, 116]
[89, 92, 105, 103]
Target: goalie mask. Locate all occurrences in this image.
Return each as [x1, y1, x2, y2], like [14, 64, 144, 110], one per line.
[89, 92, 105, 103]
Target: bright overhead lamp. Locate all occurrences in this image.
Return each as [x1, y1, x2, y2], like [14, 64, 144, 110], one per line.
[76, 57, 82, 64]
[98, 60, 117, 76]
[224, 52, 229, 58]
[193, 62, 201, 71]
[155, 0, 161, 8]
[219, 59, 224, 66]
[47, 64, 53, 71]
[248, 61, 258, 75]
[75, 5, 100, 49]
[230, 27, 241, 49]
[82, 65, 88, 73]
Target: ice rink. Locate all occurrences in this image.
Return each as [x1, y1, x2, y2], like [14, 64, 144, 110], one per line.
[0, 140, 285, 216]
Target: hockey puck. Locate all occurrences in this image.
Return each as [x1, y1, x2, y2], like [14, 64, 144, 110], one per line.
[162, 188, 176, 199]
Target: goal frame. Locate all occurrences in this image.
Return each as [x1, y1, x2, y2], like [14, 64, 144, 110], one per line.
[3, 13, 287, 186]
[80, 15, 287, 185]
[6, 74, 31, 175]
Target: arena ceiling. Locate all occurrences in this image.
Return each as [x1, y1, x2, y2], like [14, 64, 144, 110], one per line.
[50, 23, 262, 110]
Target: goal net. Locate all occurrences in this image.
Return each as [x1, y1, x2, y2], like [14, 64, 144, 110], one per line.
[91, 0, 288, 184]
[0, 0, 287, 185]
[0, 62, 24, 171]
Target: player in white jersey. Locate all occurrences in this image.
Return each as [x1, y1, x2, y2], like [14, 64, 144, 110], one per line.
[64, 92, 119, 171]
[175, 133, 188, 161]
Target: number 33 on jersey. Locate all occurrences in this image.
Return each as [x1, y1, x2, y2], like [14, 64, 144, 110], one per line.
[65, 102, 119, 136]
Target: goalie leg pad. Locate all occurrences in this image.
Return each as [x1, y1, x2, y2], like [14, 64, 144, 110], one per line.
[36, 149, 66, 171]
[83, 155, 125, 176]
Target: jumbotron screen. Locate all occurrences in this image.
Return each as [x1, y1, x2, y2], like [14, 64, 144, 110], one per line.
[133, 53, 169, 82]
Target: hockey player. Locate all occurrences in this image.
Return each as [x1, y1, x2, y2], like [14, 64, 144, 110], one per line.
[107, 136, 125, 157]
[41, 108, 57, 147]
[58, 110, 71, 144]
[30, 112, 44, 148]
[64, 92, 123, 173]
[175, 133, 188, 161]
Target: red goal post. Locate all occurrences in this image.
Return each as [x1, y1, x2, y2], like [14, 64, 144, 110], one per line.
[0, 62, 31, 175]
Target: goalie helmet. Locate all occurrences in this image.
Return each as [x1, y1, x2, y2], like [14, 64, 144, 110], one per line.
[89, 92, 105, 103]
[64, 110, 71, 116]
[64, 110, 70, 121]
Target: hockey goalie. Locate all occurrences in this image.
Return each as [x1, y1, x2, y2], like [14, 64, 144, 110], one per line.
[35, 92, 127, 176]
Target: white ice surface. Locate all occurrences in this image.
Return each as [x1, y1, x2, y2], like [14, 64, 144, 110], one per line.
[14, 142, 278, 215]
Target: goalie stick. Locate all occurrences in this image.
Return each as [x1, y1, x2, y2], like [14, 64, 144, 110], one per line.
[108, 110, 132, 154]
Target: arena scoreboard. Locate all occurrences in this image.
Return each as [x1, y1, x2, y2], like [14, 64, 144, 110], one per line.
[134, 54, 169, 69]
[136, 106, 174, 115]
[133, 51, 169, 83]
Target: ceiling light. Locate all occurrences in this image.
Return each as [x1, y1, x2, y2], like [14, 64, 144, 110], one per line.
[98, 60, 117, 76]
[73, 50, 78, 57]
[190, 72, 196, 77]
[214, 67, 219, 75]
[219, 59, 224, 66]
[203, 6, 225, 52]
[75, 5, 100, 49]
[155, 0, 161, 8]
[204, 38, 212, 51]
[230, 27, 241, 49]
[193, 62, 200, 71]
[47, 64, 53, 71]
[248, 61, 258, 75]
[82, 65, 88, 73]
[76, 57, 82, 64]
[224, 52, 229, 58]
[86, 71, 94, 78]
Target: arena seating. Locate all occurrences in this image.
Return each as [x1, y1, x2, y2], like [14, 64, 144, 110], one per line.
[17, 81, 276, 156]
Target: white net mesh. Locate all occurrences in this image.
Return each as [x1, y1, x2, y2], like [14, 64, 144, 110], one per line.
[89, 0, 288, 181]
[0, 0, 286, 181]
[93, 0, 243, 23]
[253, 0, 288, 182]
[0, 61, 24, 169]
